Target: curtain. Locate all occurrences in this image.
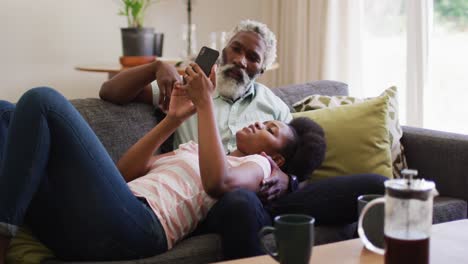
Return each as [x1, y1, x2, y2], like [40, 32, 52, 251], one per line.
[260, 0, 363, 96]
[406, 0, 432, 127]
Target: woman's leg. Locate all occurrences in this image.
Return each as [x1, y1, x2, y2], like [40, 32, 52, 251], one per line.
[0, 100, 15, 162]
[267, 174, 387, 225]
[0, 87, 166, 261]
[0, 101, 15, 264]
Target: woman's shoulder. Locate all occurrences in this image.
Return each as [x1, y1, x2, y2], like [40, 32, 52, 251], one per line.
[228, 154, 272, 179]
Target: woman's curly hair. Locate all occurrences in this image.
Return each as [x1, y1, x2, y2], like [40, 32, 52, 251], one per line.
[280, 117, 327, 181]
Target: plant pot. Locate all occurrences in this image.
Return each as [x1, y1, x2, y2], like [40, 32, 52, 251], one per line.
[121, 27, 155, 56]
[119, 56, 156, 67]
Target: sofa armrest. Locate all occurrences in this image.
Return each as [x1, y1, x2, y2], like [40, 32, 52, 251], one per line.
[401, 126, 468, 201]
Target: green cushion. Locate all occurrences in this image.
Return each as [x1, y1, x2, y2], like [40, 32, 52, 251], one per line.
[6, 227, 55, 264]
[292, 95, 392, 181]
[292, 86, 407, 178]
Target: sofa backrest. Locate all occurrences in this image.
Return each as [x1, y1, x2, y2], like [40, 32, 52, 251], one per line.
[71, 80, 348, 162]
[70, 98, 158, 162]
[272, 80, 348, 111]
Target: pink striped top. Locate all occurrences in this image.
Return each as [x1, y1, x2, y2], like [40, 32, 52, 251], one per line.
[127, 141, 271, 249]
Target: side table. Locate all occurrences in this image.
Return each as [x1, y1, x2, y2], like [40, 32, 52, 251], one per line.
[75, 59, 279, 80]
[75, 58, 181, 79]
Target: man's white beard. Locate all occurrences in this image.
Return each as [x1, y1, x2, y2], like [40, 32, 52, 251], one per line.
[216, 64, 257, 101]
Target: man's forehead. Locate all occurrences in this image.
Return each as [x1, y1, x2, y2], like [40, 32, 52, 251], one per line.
[229, 31, 266, 51]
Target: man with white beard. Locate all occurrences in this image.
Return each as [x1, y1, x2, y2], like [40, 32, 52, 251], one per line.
[100, 20, 295, 259]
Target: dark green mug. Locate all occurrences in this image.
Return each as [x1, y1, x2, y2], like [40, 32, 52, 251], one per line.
[258, 214, 315, 264]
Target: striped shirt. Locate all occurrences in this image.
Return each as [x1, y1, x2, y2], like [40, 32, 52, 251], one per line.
[127, 141, 271, 249]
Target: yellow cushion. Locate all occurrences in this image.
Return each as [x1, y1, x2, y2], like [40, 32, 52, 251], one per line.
[292, 95, 392, 181]
[292, 86, 407, 178]
[6, 227, 55, 264]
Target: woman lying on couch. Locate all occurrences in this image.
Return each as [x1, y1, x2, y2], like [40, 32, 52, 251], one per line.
[0, 63, 326, 262]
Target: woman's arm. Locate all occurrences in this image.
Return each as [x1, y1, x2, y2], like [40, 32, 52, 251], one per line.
[117, 117, 181, 182]
[197, 100, 267, 197]
[117, 84, 196, 182]
[215, 162, 267, 195]
[183, 64, 265, 198]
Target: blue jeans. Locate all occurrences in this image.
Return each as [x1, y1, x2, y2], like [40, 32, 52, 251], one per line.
[0, 87, 167, 261]
[196, 174, 387, 260]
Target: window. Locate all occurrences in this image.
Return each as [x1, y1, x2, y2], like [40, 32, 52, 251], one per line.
[426, 0, 468, 134]
[362, 0, 407, 123]
[362, 0, 468, 134]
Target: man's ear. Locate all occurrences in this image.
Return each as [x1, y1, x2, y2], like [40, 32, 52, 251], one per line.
[260, 68, 265, 74]
[271, 154, 285, 167]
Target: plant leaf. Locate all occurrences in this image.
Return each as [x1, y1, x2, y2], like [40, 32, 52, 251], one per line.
[118, 0, 158, 28]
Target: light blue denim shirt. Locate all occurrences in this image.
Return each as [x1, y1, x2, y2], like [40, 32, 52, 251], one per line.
[151, 81, 292, 153]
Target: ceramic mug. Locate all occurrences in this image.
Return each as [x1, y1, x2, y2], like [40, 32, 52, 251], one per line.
[357, 194, 385, 249]
[258, 214, 315, 264]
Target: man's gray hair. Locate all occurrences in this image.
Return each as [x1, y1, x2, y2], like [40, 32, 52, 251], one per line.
[224, 20, 277, 70]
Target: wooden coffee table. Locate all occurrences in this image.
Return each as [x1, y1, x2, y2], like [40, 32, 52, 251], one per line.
[215, 219, 468, 264]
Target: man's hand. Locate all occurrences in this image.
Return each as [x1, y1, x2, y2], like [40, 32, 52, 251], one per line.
[156, 61, 182, 112]
[258, 152, 290, 203]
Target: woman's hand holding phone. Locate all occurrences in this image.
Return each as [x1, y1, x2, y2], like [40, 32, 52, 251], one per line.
[179, 46, 219, 111]
[182, 63, 217, 108]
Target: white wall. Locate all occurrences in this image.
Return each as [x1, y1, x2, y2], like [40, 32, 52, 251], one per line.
[0, 0, 262, 102]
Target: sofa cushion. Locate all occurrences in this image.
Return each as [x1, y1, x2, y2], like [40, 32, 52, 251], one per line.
[433, 196, 467, 224]
[6, 227, 54, 264]
[70, 99, 158, 162]
[292, 87, 407, 178]
[292, 96, 393, 181]
[272, 80, 349, 111]
[42, 234, 222, 264]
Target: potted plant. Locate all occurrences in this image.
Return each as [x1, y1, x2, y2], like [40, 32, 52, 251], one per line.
[118, 0, 164, 62]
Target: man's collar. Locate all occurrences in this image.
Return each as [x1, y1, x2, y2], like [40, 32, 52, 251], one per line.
[213, 82, 256, 103]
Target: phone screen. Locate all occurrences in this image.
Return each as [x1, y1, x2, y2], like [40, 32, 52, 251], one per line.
[194, 46, 220, 77]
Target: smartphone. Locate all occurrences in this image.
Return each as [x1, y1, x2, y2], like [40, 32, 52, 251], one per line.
[194, 46, 220, 77]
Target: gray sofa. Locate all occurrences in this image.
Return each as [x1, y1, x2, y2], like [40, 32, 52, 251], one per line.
[44, 80, 468, 264]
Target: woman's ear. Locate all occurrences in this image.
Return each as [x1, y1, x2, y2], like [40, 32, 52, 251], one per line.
[271, 154, 285, 167]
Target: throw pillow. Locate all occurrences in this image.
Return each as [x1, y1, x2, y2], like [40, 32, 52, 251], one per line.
[292, 86, 407, 178]
[292, 95, 393, 181]
[6, 227, 55, 264]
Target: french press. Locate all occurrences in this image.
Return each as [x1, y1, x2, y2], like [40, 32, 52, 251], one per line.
[358, 169, 437, 264]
